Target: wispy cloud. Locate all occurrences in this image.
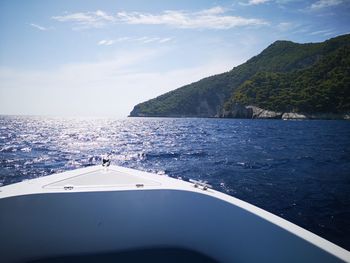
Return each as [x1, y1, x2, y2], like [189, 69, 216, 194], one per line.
[97, 37, 173, 46]
[245, 0, 271, 5]
[310, 29, 336, 36]
[30, 23, 49, 31]
[239, 0, 271, 6]
[98, 40, 115, 46]
[52, 10, 114, 29]
[115, 8, 268, 29]
[290, 25, 312, 35]
[52, 7, 268, 30]
[277, 22, 295, 31]
[310, 0, 344, 10]
[159, 37, 172, 43]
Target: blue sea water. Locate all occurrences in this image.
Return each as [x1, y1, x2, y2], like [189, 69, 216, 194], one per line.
[0, 115, 349, 250]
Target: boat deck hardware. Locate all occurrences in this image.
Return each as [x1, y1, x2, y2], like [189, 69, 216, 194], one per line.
[189, 179, 212, 190]
[102, 156, 111, 167]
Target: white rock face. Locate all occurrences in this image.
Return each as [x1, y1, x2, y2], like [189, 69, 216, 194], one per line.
[282, 112, 307, 120]
[221, 103, 253, 118]
[247, 106, 283, 119]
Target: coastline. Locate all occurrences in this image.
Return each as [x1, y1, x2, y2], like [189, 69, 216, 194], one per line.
[220, 105, 350, 120]
[129, 106, 350, 120]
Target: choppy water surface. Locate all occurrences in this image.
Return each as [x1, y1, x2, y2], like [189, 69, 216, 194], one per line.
[1, 116, 350, 250]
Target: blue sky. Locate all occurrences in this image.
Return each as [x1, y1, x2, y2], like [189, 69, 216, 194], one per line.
[0, 0, 349, 117]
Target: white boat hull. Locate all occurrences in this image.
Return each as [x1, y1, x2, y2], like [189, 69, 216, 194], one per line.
[0, 165, 349, 262]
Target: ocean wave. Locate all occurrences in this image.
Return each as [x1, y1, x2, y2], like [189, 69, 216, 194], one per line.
[0, 146, 17, 152]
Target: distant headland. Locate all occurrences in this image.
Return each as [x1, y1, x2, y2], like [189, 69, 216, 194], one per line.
[129, 34, 350, 120]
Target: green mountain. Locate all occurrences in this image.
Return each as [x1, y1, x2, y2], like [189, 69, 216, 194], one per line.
[129, 34, 350, 118]
[228, 45, 350, 114]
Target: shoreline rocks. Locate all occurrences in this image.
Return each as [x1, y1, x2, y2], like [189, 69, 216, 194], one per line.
[221, 104, 349, 120]
[282, 112, 307, 120]
[247, 106, 283, 119]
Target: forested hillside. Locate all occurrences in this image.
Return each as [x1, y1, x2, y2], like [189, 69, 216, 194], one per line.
[227, 45, 350, 113]
[130, 34, 350, 118]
